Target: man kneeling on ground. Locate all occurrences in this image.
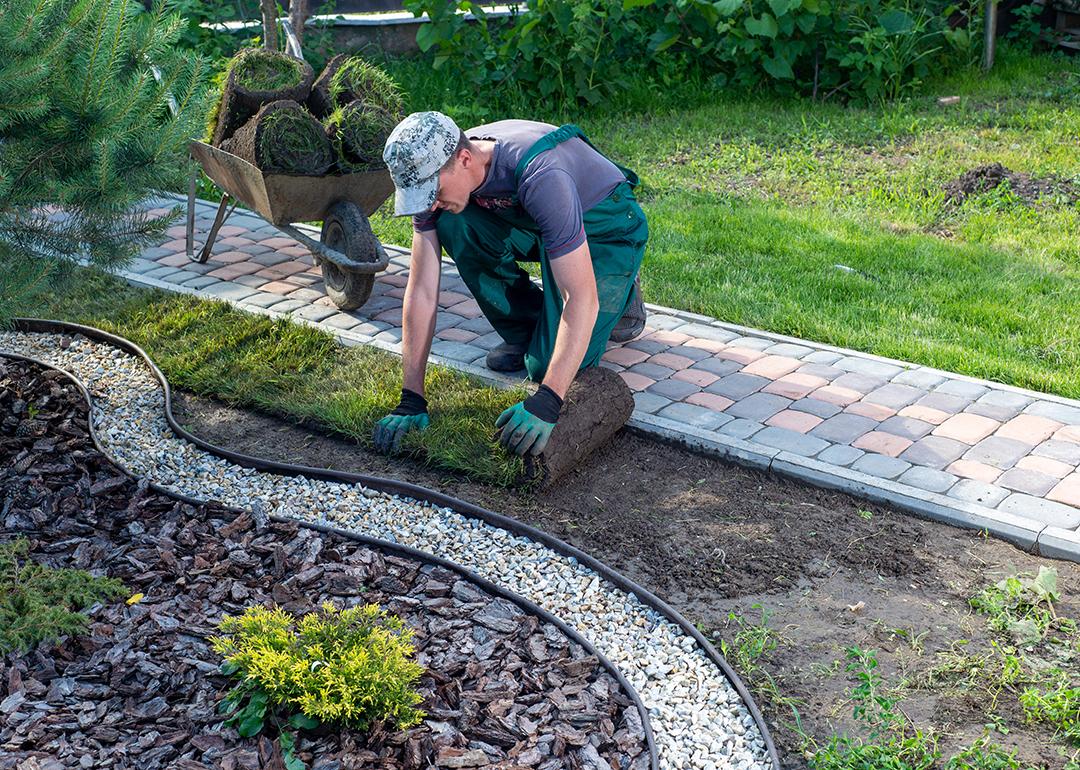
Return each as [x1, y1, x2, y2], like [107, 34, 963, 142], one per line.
[373, 111, 648, 457]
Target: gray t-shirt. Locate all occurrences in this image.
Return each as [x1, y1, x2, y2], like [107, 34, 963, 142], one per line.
[413, 120, 626, 259]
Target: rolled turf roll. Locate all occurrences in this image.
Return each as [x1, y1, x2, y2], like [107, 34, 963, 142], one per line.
[210, 48, 315, 148]
[325, 101, 398, 173]
[224, 99, 335, 176]
[308, 55, 404, 121]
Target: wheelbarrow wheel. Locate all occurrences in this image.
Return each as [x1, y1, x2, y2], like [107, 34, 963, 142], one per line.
[319, 201, 378, 311]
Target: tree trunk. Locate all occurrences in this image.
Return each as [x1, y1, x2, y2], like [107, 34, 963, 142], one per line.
[261, 0, 278, 51]
[289, 0, 308, 49]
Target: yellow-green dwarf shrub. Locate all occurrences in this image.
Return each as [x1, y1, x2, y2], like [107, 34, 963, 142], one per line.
[211, 602, 425, 730]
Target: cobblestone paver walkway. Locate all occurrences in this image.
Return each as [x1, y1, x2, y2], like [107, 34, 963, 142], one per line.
[118, 196, 1080, 561]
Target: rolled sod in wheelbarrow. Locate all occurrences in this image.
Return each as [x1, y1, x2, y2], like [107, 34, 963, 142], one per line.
[308, 53, 404, 120]
[523, 366, 635, 487]
[223, 99, 335, 175]
[210, 47, 315, 147]
[325, 101, 398, 172]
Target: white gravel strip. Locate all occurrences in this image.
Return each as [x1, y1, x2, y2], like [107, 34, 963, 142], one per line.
[2, 331, 773, 770]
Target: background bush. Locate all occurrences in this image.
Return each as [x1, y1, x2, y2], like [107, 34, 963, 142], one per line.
[402, 0, 985, 108]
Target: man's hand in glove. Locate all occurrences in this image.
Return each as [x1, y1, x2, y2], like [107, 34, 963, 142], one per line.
[373, 388, 430, 452]
[495, 385, 563, 457]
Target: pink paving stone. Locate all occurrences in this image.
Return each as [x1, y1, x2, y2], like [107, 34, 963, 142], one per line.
[846, 401, 897, 421]
[995, 414, 1063, 444]
[220, 236, 256, 247]
[947, 460, 1003, 483]
[314, 296, 337, 307]
[216, 225, 249, 237]
[280, 245, 310, 258]
[898, 405, 951, 425]
[683, 338, 728, 353]
[1047, 474, 1080, 507]
[260, 236, 300, 249]
[645, 330, 691, 345]
[812, 385, 863, 406]
[380, 273, 409, 287]
[933, 413, 1001, 445]
[1056, 425, 1080, 444]
[375, 308, 403, 323]
[159, 238, 187, 251]
[602, 347, 650, 367]
[260, 280, 296, 295]
[165, 225, 187, 238]
[685, 392, 735, 412]
[1016, 455, 1075, 479]
[156, 253, 191, 267]
[386, 287, 406, 299]
[255, 261, 309, 279]
[208, 263, 261, 280]
[448, 299, 484, 319]
[765, 410, 823, 434]
[619, 372, 656, 392]
[672, 369, 720, 387]
[716, 346, 766, 365]
[437, 328, 478, 342]
[438, 290, 470, 306]
[649, 352, 697, 370]
[763, 373, 829, 400]
[742, 355, 803, 379]
[852, 431, 913, 457]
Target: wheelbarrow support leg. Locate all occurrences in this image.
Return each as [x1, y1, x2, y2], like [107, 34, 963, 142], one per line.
[187, 171, 237, 264]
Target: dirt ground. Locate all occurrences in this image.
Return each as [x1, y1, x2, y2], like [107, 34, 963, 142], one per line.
[173, 392, 1080, 769]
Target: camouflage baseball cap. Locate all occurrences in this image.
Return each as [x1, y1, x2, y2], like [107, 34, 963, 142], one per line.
[383, 111, 461, 216]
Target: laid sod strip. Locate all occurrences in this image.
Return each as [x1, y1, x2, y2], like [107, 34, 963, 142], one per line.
[36, 269, 526, 486]
[326, 102, 398, 173]
[328, 57, 404, 120]
[211, 48, 315, 147]
[225, 99, 335, 175]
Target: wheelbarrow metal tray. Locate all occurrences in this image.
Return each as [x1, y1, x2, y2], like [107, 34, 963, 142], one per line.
[189, 140, 394, 225]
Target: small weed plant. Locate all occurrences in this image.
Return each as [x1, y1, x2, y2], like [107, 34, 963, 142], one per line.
[943, 735, 1027, 770]
[212, 602, 425, 769]
[0, 538, 127, 654]
[970, 567, 1077, 645]
[808, 646, 938, 770]
[719, 606, 803, 723]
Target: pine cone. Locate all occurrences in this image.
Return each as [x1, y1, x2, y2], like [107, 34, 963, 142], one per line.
[14, 420, 43, 438]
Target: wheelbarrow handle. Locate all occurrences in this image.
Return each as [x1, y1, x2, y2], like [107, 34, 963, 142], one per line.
[277, 223, 391, 275]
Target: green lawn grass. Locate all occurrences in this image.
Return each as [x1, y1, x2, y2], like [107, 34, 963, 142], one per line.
[37, 270, 526, 486]
[369, 46, 1080, 397]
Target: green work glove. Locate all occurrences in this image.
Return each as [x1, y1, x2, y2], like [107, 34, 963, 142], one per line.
[495, 385, 563, 457]
[373, 388, 430, 452]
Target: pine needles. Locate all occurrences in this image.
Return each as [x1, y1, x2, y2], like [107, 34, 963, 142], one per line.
[0, 538, 127, 655]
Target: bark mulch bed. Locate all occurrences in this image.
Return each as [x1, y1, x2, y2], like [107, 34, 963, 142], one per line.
[0, 357, 650, 770]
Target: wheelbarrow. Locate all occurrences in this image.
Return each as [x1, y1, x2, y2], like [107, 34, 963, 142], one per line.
[185, 142, 395, 310]
[183, 18, 396, 311]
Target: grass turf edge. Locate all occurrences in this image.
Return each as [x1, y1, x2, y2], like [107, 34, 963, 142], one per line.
[34, 267, 526, 487]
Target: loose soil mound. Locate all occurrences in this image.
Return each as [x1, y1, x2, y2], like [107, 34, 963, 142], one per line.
[0, 358, 650, 770]
[211, 48, 315, 148]
[224, 100, 335, 176]
[943, 162, 1079, 205]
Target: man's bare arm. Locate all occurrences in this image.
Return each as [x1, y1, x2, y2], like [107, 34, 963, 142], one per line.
[401, 228, 441, 395]
[542, 241, 599, 398]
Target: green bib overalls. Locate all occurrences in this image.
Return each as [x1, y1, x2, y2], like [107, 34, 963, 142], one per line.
[433, 124, 648, 382]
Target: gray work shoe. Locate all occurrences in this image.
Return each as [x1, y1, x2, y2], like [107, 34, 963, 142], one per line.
[608, 276, 646, 343]
[486, 341, 528, 372]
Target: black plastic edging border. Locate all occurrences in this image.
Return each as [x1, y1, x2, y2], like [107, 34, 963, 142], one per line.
[2, 348, 660, 769]
[13, 318, 782, 769]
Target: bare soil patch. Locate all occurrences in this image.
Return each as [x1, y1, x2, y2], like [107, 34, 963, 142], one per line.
[172, 391, 1080, 769]
[943, 162, 1079, 206]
